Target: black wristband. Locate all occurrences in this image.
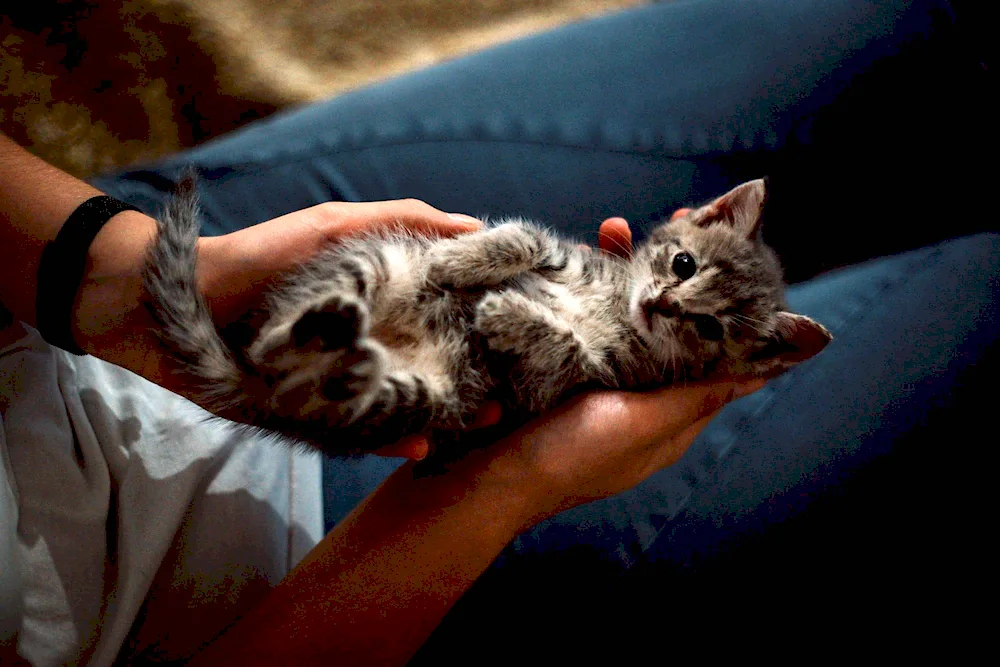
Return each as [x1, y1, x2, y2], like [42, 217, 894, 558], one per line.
[36, 196, 141, 355]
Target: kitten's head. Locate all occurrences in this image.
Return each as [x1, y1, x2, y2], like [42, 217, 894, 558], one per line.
[629, 179, 831, 379]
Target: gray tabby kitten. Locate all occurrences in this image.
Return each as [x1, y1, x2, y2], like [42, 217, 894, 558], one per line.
[143, 178, 831, 457]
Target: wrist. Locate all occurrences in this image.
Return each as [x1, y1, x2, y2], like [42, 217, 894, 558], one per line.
[83, 209, 158, 282]
[71, 209, 157, 357]
[194, 233, 243, 325]
[424, 441, 553, 535]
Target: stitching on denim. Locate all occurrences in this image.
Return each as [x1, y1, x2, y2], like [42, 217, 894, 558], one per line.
[167, 136, 720, 180]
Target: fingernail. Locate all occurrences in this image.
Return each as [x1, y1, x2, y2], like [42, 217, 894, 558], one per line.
[448, 213, 483, 226]
[734, 378, 767, 398]
[412, 441, 430, 461]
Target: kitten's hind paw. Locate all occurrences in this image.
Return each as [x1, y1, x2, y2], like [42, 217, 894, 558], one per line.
[319, 340, 386, 404]
[250, 294, 369, 366]
[291, 299, 365, 350]
[269, 338, 388, 424]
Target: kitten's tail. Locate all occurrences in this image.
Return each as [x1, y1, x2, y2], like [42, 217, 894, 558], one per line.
[142, 175, 245, 410]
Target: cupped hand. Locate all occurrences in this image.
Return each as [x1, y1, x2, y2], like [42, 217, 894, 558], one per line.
[197, 199, 482, 327]
[498, 376, 764, 524]
[197, 200, 489, 459]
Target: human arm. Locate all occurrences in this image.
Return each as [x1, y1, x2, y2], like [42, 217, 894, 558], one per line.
[0, 134, 481, 395]
[1, 134, 762, 664]
[185, 209, 760, 665]
[189, 375, 763, 666]
[0, 134, 157, 354]
[1, 133, 491, 464]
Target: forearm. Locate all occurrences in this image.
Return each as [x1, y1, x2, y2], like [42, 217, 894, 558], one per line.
[0, 134, 103, 316]
[192, 450, 535, 666]
[0, 135, 154, 327]
[0, 135, 216, 391]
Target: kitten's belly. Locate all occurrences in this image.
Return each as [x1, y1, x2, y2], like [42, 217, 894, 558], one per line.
[367, 294, 474, 388]
[514, 276, 583, 314]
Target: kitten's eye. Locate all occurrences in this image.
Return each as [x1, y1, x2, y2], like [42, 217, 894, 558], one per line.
[672, 252, 697, 281]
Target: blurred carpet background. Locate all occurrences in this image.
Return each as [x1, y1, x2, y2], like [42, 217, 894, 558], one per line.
[1, 0, 650, 178]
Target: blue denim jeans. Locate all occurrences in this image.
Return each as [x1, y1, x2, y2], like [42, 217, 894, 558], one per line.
[92, 0, 996, 655]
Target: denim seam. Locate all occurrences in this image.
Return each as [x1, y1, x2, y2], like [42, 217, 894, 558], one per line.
[164, 136, 717, 179]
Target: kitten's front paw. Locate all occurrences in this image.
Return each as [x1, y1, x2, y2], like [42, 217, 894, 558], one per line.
[473, 292, 519, 352]
[474, 291, 574, 354]
[426, 257, 461, 289]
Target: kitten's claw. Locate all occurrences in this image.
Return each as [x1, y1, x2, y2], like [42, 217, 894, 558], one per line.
[321, 340, 386, 402]
[270, 338, 388, 423]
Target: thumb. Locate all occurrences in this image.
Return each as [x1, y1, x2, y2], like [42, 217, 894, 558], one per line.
[694, 377, 766, 418]
[599, 218, 632, 258]
[624, 377, 765, 444]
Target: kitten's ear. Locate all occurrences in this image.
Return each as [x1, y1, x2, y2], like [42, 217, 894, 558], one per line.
[748, 312, 832, 375]
[695, 178, 767, 239]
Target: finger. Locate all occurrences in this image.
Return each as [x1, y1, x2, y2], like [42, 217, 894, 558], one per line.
[649, 412, 718, 470]
[470, 401, 503, 429]
[734, 377, 767, 399]
[615, 380, 740, 445]
[447, 212, 484, 226]
[640, 374, 769, 447]
[598, 218, 632, 258]
[372, 434, 430, 460]
[340, 200, 484, 238]
[670, 208, 693, 221]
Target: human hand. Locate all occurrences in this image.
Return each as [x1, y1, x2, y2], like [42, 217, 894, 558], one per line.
[195, 200, 482, 328]
[473, 374, 765, 528]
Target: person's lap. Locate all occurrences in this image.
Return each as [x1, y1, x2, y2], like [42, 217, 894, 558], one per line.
[88, 0, 995, 653]
[91, 0, 990, 275]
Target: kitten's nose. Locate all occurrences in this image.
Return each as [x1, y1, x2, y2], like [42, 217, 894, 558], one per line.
[642, 294, 681, 321]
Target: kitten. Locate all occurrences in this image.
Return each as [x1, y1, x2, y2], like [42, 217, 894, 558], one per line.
[143, 178, 831, 457]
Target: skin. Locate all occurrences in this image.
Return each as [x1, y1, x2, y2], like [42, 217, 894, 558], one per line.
[1, 134, 764, 664]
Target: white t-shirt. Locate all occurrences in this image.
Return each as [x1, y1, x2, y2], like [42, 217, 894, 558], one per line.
[0, 325, 323, 665]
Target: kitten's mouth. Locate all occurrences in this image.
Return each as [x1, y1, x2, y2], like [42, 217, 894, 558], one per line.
[638, 299, 724, 341]
[640, 296, 680, 331]
[642, 309, 669, 332]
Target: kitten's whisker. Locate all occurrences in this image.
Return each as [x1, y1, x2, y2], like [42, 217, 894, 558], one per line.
[730, 313, 767, 336]
[734, 313, 768, 327]
[737, 314, 768, 328]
